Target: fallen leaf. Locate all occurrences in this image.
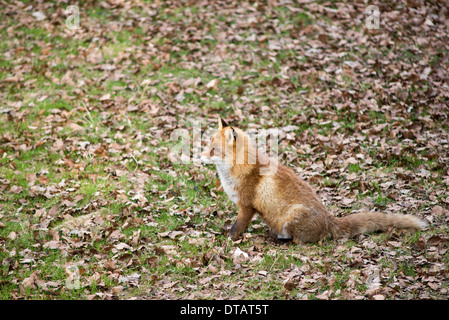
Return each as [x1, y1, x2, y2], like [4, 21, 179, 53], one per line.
[86, 47, 104, 64]
[112, 285, 124, 294]
[100, 93, 111, 101]
[32, 11, 46, 21]
[67, 122, 83, 132]
[43, 240, 64, 250]
[115, 242, 132, 251]
[10, 186, 23, 194]
[23, 270, 42, 289]
[206, 79, 219, 90]
[431, 206, 445, 216]
[7, 231, 17, 240]
[38, 175, 50, 185]
[232, 248, 249, 261]
[119, 273, 140, 287]
[51, 140, 64, 152]
[283, 279, 296, 291]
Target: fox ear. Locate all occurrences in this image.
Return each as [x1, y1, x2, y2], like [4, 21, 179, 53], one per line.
[225, 128, 238, 142]
[232, 128, 238, 140]
[218, 117, 228, 130]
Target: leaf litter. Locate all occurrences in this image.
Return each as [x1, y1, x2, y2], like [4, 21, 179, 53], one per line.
[0, 0, 448, 300]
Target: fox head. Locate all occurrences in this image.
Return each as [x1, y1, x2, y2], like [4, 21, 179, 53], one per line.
[201, 118, 279, 175]
[200, 118, 252, 166]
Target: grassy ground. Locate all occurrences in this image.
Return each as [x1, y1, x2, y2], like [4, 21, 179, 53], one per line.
[0, 0, 448, 300]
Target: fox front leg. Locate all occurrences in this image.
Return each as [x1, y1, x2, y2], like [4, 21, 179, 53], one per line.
[229, 206, 255, 241]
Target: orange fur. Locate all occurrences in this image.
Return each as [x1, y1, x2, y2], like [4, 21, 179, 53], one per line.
[201, 118, 428, 244]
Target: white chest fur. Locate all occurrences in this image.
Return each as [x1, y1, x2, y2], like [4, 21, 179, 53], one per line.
[216, 164, 239, 204]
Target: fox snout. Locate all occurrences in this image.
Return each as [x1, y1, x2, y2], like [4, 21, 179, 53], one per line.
[200, 150, 213, 164]
[201, 147, 226, 164]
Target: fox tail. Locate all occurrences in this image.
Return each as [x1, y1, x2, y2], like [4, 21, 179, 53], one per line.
[332, 212, 427, 239]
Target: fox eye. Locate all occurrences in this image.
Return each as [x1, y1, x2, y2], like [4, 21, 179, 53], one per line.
[210, 148, 215, 157]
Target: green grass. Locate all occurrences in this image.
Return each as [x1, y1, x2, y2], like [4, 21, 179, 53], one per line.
[0, 0, 448, 300]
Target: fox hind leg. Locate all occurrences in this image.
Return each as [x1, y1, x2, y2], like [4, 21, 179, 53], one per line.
[277, 222, 293, 240]
[288, 205, 332, 244]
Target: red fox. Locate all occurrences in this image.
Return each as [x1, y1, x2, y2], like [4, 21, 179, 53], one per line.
[200, 118, 428, 243]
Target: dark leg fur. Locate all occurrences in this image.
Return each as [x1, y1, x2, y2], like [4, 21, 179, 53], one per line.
[229, 206, 255, 240]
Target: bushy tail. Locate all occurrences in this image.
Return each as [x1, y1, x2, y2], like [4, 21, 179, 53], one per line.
[331, 212, 428, 239]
